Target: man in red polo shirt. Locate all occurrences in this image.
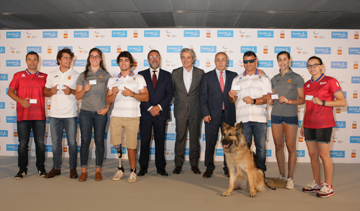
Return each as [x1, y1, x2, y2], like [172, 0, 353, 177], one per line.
[8, 51, 48, 179]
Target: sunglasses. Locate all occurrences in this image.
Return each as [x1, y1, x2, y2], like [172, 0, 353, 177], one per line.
[243, 59, 256, 64]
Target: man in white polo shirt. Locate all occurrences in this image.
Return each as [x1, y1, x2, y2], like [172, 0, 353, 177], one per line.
[228, 51, 271, 173]
[43, 48, 79, 179]
[106, 51, 149, 183]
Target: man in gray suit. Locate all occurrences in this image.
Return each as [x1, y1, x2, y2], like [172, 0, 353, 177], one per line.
[172, 48, 204, 174]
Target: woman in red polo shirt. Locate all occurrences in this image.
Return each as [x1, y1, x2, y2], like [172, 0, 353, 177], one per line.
[300, 56, 345, 198]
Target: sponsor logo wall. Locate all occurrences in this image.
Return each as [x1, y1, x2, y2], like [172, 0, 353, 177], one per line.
[0, 28, 359, 163]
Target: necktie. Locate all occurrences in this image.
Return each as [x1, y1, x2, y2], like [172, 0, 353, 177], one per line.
[220, 71, 225, 110]
[152, 70, 157, 89]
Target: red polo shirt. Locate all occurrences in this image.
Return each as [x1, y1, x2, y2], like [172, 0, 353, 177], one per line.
[303, 74, 341, 129]
[9, 70, 47, 121]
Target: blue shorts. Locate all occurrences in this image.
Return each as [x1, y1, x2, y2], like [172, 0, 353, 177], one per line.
[271, 115, 298, 126]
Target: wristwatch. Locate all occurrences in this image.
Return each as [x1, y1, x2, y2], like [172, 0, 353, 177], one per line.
[322, 100, 325, 106]
[253, 99, 256, 104]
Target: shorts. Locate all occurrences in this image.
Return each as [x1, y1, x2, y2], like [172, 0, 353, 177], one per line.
[304, 127, 333, 144]
[110, 117, 140, 149]
[271, 115, 298, 126]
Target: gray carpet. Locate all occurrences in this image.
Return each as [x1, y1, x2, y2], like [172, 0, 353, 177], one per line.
[0, 156, 359, 211]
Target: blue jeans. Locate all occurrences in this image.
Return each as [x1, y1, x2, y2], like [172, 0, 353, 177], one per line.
[49, 117, 78, 169]
[79, 110, 108, 168]
[17, 120, 46, 171]
[242, 122, 267, 172]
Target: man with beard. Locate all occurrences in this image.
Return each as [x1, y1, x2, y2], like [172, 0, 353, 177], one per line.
[138, 50, 173, 177]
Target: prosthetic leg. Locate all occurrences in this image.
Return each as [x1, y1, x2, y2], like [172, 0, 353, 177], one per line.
[115, 144, 124, 172]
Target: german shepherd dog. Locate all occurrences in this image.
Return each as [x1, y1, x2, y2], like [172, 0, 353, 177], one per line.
[221, 122, 266, 197]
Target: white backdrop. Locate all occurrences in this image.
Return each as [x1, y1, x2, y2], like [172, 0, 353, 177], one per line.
[0, 28, 359, 164]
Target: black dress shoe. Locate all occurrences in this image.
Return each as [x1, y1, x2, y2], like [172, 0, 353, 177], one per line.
[137, 167, 147, 176]
[202, 169, 213, 178]
[224, 170, 229, 178]
[173, 166, 182, 174]
[157, 169, 168, 176]
[191, 166, 201, 174]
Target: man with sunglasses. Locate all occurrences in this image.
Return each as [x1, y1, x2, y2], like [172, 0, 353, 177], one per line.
[200, 52, 238, 178]
[228, 51, 271, 173]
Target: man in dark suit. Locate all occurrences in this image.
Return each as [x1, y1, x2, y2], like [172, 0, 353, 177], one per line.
[138, 50, 173, 176]
[200, 52, 238, 178]
[172, 48, 204, 175]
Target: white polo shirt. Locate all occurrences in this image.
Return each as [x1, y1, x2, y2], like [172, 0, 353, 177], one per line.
[107, 71, 147, 118]
[45, 67, 79, 118]
[231, 70, 271, 123]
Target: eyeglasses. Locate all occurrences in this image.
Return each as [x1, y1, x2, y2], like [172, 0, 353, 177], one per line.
[307, 63, 320, 69]
[149, 55, 160, 59]
[243, 59, 256, 64]
[90, 55, 101, 59]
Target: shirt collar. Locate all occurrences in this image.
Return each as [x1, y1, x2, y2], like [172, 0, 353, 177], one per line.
[216, 69, 226, 75]
[25, 69, 39, 75]
[150, 67, 160, 72]
[243, 69, 259, 76]
[119, 71, 134, 78]
[183, 66, 193, 73]
[311, 73, 325, 84]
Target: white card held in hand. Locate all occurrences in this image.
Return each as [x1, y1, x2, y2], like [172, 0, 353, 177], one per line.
[89, 80, 97, 85]
[30, 99, 37, 104]
[305, 95, 313, 101]
[232, 86, 240, 91]
[271, 94, 278, 100]
[61, 85, 66, 90]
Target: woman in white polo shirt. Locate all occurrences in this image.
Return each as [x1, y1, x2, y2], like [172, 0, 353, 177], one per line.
[268, 51, 305, 189]
[75, 48, 111, 182]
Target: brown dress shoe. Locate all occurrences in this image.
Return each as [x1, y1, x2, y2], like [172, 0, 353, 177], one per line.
[173, 166, 182, 174]
[95, 172, 103, 181]
[44, 168, 61, 178]
[191, 166, 201, 174]
[78, 172, 88, 182]
[70, 168, 78, 179]
[202, 169, 213, 178]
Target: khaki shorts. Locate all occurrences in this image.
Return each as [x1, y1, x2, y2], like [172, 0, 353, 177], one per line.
[110, 117, 140, 149]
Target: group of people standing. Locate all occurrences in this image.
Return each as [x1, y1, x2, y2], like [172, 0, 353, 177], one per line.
[8, 47, 344, 199]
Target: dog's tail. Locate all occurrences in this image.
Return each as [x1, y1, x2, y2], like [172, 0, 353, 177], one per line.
[255, 169, 266, 192]
[264, 178, 287, 190]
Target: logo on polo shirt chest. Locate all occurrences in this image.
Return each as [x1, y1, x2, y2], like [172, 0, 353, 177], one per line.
[99, 75, 103, 79]
[133, 77, 136, 81]
[287, 79, 292, 83]
[68, 76, 71, 80]
[21, 74, 26, 77]
[320, 82, 327, 85]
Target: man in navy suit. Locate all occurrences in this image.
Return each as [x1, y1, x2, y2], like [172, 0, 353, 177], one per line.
[138, 50, 173, 176]
[200, 52, 238, 178]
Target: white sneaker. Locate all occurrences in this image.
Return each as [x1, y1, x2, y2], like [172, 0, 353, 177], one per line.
[302, 180, 322, 192]
[317, 183, 334, 198]
[278, 175, 286, 180]
[286, 178, 294, 189]
[112, 169, 124, 181]
[128, 172, 137, 183]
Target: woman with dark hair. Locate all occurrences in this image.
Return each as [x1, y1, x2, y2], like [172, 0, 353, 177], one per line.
[300, 56, 345, 198]
[268, 51, 305, 189]
[75, 48, 111, 182]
